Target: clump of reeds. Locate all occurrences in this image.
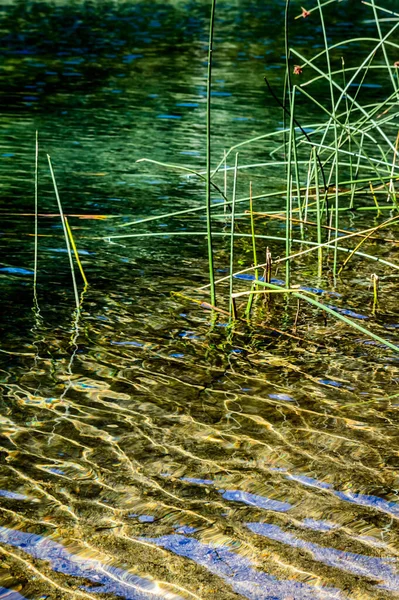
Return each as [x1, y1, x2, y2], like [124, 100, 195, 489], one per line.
[108, 0, 399, 352]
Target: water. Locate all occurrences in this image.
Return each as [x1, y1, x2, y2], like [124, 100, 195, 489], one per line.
[1, 1, 399, 598]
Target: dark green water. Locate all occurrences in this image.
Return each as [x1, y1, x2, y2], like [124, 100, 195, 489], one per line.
[1, 1, 399, 599]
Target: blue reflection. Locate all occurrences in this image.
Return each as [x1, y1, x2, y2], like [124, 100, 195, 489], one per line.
[287, 474, 331, 490]
[0, 490, 27, 500]
[156, 114, 182, 120]
[138, 515, 155, 523]
[0, 527, 182, 600]
[174, 526, 197, 534]
[46, 247, 92, 255]
[318, 379, 344, 388]
[0, 267, 33, 276]
[286, 473, 399, 517]
[175, 102, 199, 108]
[247, 522, 399, 591]
[141, 534, 344, 599]
[179, 477, 292, 513]
[300, 519, 338, 532]
[326, 305, 368, 320]
[181, 477, 214, 486]
[268, 393, 294, 402]
[110, 340, 144, 347]
[0, 588, 28, 600]
[335, 489, 399, 516]
[220, 490, 291, 512]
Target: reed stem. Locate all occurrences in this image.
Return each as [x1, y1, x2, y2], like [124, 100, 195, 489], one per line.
[206, 0, 217, 306]
[64, 217, 88, 286]
[229, 153, 238, 318]
[34, 131, 39, 299]
[47, 155, 80, 310]
[285, 86, 295, 287]
[313, 147, 323, 278]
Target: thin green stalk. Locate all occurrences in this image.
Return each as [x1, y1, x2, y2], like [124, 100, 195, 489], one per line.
[350, 132, 364, 208]
[369, 180, 381, 215]
[341, 57, 355, 205]
[64, 216, 88, 286]
[370, 0, 399, 97]
[244, 181, 259, 318]
[223, 149, 227, 217]
[285, 85, 296, 287]
[304, 151, 313, 223]
[249, 181, 258, 283]
[389, 130, 399, 205]
[47, 154, 80, 310]
[244, 281, 256, 319]
[292, 127, 304, 238]
[206, 0, 217, 306]
[371, 273, 379, 315]
[313, 148, 323, 278]
[33, 131, 39, 301]
[361, 1, 399, 18]
[316, 0, 339, 275]
[229, 153, 238, 318]
[283, 0, 291, 169]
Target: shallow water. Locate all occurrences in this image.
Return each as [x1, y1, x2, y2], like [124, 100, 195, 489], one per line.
[1, 1, 399, 599]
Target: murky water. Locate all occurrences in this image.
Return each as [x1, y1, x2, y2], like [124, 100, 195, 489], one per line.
[1, 1, 399, 598]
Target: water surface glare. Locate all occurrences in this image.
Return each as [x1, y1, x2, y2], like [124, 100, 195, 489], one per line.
[1, 0, 399, 598]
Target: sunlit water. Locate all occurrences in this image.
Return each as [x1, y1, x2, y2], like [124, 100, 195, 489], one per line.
[1, 1, 399, 598]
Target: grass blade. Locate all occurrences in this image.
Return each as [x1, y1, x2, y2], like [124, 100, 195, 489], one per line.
[47, 155, 80, 310]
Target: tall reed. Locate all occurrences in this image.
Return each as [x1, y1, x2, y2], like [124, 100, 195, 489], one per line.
[228, 153, 238, 318]
[206, 0, 217, 306]
[33, 131, 39, 302]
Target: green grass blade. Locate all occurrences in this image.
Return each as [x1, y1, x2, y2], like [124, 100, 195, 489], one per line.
[47, 155, 80, 310]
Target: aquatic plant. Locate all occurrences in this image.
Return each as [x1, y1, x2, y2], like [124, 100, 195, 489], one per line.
[87, 0, 399, 351]
[120, 0, 399, 350]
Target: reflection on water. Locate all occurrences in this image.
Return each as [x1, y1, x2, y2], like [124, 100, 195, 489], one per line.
[0, 527, 183, 600]
[1, 0, 399, 598]
[0, 589, 28, 600]
[1, 308, 399, 598]
[142, 533, 345, 600]
[286, 474, 399, 518]
[247, 523, 399, 592]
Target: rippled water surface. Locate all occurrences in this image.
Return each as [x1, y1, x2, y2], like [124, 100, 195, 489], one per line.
[1, 1, 399, 598]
